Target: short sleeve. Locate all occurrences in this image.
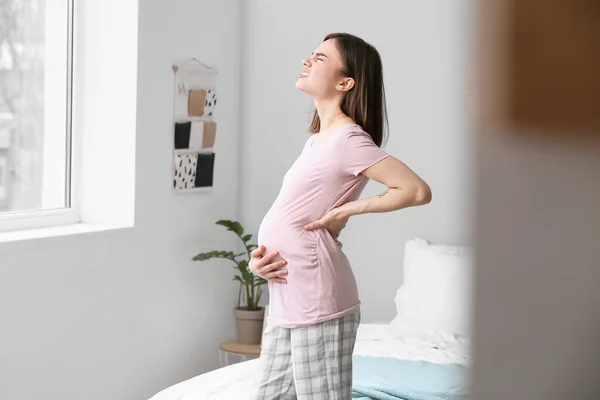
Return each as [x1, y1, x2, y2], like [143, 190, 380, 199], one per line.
[301, 134, 316, 153]
[341, 129, 390, 177]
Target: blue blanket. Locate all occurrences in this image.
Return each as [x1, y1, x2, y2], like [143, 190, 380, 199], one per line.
[352, 356, 468, 400]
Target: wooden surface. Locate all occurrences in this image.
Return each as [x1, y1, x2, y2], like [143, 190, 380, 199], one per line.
[506, 0, 600, 132]
[219, 340, 261, 356]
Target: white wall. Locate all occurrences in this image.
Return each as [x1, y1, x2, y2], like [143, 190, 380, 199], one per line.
[0, 1, 243, 399]
[239, 0, 474, 321]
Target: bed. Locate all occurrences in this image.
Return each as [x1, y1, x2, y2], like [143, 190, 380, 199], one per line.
[149, 238, 473, 400]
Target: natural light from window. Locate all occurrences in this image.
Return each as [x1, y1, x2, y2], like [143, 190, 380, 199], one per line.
[0, 0, 73, 221]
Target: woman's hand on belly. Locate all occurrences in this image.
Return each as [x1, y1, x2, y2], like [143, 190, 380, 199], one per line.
[249, 245, 289, 283]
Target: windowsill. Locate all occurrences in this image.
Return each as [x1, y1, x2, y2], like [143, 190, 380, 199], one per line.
[0, 2, 138, 251]
[0, 222, 131, 244]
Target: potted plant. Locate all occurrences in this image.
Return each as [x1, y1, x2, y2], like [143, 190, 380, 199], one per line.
[192, 220, 268, 345]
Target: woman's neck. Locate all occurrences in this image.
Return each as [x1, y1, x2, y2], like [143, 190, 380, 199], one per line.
[314, 99, 354, 134]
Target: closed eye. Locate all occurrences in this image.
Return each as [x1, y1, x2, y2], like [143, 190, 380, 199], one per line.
[312, 52, 327, 62]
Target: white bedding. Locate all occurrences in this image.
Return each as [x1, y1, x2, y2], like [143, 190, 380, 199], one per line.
[149, 323, 470, 400]
[354, 323, 469, 366]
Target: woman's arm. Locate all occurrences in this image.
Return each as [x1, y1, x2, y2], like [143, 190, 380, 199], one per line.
[304, 156, 431, 235]
[337, 156, 431, 218]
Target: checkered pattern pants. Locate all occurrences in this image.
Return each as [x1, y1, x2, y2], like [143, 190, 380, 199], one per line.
[250, 313, 360, 400]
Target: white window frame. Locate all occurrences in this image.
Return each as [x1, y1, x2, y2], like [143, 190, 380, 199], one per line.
[0, 0, 138, 242]
[0, 0, 79, 233]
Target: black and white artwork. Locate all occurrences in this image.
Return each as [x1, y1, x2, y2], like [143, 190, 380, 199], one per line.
[172, 58, 218, 193]
[204, 89, 217, 117]
[174, 153, 198, 190]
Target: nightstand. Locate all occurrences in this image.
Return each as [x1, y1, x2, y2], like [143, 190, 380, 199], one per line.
[219, 340, 261, 367]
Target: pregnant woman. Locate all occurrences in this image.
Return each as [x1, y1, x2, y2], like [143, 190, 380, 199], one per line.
[249, 32, 432, 399]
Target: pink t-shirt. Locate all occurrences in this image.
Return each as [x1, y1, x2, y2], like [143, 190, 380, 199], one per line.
[257, 124, 390, 328]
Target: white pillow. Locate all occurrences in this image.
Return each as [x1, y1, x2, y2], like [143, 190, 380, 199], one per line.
[390, 238, 473, 337]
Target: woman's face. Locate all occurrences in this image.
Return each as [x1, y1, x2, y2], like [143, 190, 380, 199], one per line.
[296, 39, 347, 100]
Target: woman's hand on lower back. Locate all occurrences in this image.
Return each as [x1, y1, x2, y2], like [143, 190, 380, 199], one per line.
[303, 208, 350, 239]
[249, 245, 288, 283]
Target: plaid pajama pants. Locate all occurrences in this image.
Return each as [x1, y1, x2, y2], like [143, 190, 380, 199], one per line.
[250, 313, 360, 400]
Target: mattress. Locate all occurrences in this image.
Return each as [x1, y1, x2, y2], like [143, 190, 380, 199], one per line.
[149, 323, 470, 400]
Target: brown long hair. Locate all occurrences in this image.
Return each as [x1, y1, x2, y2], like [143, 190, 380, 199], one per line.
[309, 32, 389, 147]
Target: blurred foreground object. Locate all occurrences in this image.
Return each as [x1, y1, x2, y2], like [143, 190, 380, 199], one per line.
[507, 0, 600, 132]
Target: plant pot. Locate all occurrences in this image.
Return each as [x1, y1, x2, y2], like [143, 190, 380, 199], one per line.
[233, 307, 265, 345]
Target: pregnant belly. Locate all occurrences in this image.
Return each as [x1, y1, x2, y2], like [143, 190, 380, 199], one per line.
[257, 212, 316, 262]
[257, 212, 358, 322]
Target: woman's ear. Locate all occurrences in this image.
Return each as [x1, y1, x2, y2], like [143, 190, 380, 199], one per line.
[336, 77, 355, 92]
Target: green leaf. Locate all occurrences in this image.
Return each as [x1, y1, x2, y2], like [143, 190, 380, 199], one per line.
[237, 260, 254, 283]
[215, 219, 233, 228]
[255, 288, 263, 307]
[197, 219, 265, 308]
[192, 250, 236, 262]
[255, 276, 268, 285]
[216, 220, 244, 237]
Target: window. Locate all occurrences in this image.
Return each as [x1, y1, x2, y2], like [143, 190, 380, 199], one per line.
[0, 0, 76, 231]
